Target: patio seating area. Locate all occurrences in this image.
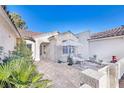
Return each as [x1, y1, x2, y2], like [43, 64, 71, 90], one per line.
[58, 54, 106, 71]
[59, 59, 106, 71]
[35, 59, 107, 88]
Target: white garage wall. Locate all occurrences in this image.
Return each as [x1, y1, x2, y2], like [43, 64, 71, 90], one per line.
[89, 36, 124, 63]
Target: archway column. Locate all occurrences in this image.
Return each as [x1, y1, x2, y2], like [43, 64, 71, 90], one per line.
[35, 40, 40, 61]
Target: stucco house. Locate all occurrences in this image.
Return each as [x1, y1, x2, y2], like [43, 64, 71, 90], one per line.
[0, 6, 21, 58]
[19, 25, 124, 63]
[0, 5, 124, 64]
[1, 5, 124, 88]
[19, 28, 124, 88]
[20, 30, 83, 62]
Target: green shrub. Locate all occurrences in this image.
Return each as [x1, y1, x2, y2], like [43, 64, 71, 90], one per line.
[0, 57, 51, 88]
[0, 40, 51, 88]
[12, 39, 33, 63]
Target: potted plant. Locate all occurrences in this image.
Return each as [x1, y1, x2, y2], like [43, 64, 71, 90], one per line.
[67, 55, 73, 66]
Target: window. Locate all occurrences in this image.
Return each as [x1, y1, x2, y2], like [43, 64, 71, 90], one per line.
[27, 44, 32, 50]
[63, 46, 75, 54]
[69, 46, 71, 53]
[63, 46, 68, 54]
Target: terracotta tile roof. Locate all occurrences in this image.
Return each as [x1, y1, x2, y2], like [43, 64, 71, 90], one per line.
[90, 25, 124, 40]
[19, 29, 43, 38]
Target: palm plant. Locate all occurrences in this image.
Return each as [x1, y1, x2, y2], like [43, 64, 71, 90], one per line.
[0, 63, 12, 87]
[0, 58, 51, 88]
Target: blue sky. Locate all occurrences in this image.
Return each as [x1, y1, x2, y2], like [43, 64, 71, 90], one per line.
[7, 5, 124, 33]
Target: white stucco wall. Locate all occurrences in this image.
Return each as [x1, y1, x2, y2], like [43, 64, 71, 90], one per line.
[47, 39, 57, 61]
[33, 32, 59, 61]
[89, 36, 124, 62]
[0, 25, 16, 54]
[77, 31, 91, 59]
[0, 7, 18, 55]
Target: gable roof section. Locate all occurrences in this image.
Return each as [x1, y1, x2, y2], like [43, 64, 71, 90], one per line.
[19, 29, 43, 42]
[0, 5, 21, 37]
[60, 31, 79, 39]
[90, 25, 124, 40]
[19, 29, 43, 38]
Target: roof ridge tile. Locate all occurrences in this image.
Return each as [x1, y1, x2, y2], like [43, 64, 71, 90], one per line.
[91, 25, 124, 40]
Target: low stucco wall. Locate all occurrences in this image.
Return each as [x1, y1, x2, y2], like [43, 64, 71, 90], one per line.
[81, 64, 119, 88]
[98, 63, 119, 88]
[116, 58, 124, 79]
[107, 63, 119, 88]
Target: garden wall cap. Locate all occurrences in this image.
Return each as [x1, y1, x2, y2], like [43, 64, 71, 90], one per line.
[82, 69, 105, 80]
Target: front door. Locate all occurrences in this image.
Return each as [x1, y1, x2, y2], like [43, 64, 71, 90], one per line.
[40, 44, 47, 60]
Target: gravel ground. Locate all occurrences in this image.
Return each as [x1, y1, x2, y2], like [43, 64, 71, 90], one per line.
[35, 60, 82, 88]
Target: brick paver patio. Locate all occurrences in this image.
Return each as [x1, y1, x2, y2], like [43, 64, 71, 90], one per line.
[35, 60, 82, 88]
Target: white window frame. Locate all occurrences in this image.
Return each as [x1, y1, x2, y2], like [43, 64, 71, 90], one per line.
[63, 46, 75, 54]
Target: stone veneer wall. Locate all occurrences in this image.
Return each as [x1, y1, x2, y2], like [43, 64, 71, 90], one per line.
[81, 69, 107, 88]
[80, 64, 119, 88]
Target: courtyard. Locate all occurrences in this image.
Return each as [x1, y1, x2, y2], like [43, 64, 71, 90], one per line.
[35, 60, 82, 88]
[35, 59, 107, 88]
